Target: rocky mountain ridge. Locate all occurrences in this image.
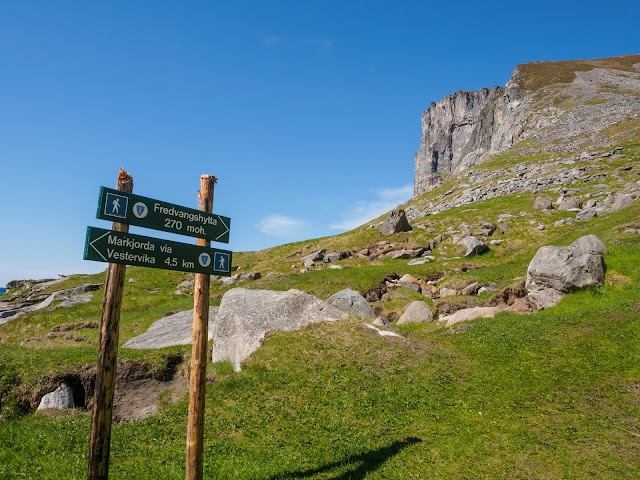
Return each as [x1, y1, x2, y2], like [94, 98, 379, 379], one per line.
[413, 55, 640, 196]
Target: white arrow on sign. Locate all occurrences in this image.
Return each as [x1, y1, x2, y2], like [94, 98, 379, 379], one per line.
[215, 216, 230, 241]
[89, 230, 111, 262]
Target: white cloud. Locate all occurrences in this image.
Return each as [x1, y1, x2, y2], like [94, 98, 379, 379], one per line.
[329, 185, 413, 231]
[257, 214, 309, 238]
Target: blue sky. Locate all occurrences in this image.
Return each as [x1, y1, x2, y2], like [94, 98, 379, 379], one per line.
[1, 1, 639, 287]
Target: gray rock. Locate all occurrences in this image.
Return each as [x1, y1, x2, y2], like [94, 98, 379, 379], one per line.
[568, 234, 607, 255]
[534, 196, 553, 210]
[379, 209, 413, 235]
[212, 288, 347, 371]
[372, 317, 392, 327]
[440, 306, 503, 327]
[177, 279, 195, 290]
[57, 294, 93, 309]
[302, 250, 326, 268]
[37, 383, 75, 411]
[460, 236, 488, 256]
[407, 258, 430, 265]
[558, 197, 583, 211]
[123, 307, 219, 349]
[576, 208, 597, 221]
[526, 235, 606, 309]
[222, 271, 262, 287]
[439, 287, 458, 298]
[610, 193, 635, 211]
[323, 252, 344, 263]
[397, 301, 433, 325]
[326, 289, 375, 319]
[461, 282, 480, 296]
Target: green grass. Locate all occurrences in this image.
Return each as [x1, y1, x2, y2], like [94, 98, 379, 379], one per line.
[518, 54, 640, 92]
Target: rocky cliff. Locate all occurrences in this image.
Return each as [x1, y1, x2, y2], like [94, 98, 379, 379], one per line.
[414, 55, 640, 196]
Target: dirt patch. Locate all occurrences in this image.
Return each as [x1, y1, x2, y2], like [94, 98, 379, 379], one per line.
[50, 321, 99, 332]
[435, 297, 481, 316]
[113, 376, 187, 423]
[632, 302, 640, 312]
[12, 354, 187, 422]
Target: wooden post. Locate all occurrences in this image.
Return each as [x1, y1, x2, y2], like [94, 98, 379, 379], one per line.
[87, 168, 133, 480]
[185, 175, 216, 480]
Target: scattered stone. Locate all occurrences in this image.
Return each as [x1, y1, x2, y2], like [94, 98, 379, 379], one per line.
[407, 258, 430, 265]
[534, 196, 553, 210]
[498, 224, 510, 234]
[326, 289, 375, 319]
[302, 250, 326, 268]
[177, 279, 195, 290]
[323, 252, 345, 263]
[379, 209, 413, 235]
[610, 193, 636, 211]
[221, 271, 261, 287]
[37, 383, 75, 411]
[440, 306, 503, 327]
[490, 239, 504, 246]
[212, 289, 347, 371]
[461, 282, 480, 296]
[558, 197, 583, 211]
[460, 236, 488, 257]
[397, 301, 433, 325]
[439, 287, 457, 298]
[576, 208, 597, 221]
[57, 294, 93, 309]
[372, 317, 392, 327]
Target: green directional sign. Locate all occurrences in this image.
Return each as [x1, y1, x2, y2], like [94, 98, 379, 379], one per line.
[96, 187, 231, 243]
[84, 227, 233, 276]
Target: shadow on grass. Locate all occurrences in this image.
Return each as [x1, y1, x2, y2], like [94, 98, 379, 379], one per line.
[269, 437, 422, 480]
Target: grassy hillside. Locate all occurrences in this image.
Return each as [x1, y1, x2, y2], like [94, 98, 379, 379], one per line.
[1, 56, 640, 478]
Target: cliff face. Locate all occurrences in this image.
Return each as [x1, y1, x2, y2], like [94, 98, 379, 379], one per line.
[413, 55, 640, 197]
[414, 72, 530, 196]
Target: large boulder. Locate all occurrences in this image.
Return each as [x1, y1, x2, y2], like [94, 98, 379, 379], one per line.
[37, 383, 75, 411]
[526, 234, 606, 309]
[327, 289, 375, 319]
[397, 301, 433, 325]
[123, 307, 219, 349]
[460, 236, 488, 257]
[212, 288, 347, 371]
[379, 209, 413, 235]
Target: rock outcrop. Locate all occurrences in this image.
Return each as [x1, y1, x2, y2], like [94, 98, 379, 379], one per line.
[413, 56, 640, 196]
[526, 235, 606, 309]
[379, 209, 412, 235]
[123, 307, 219, 349]
[211, 288, 347, 371]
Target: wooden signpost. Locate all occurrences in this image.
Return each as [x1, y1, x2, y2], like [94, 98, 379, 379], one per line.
[85, 169, 230, 480]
